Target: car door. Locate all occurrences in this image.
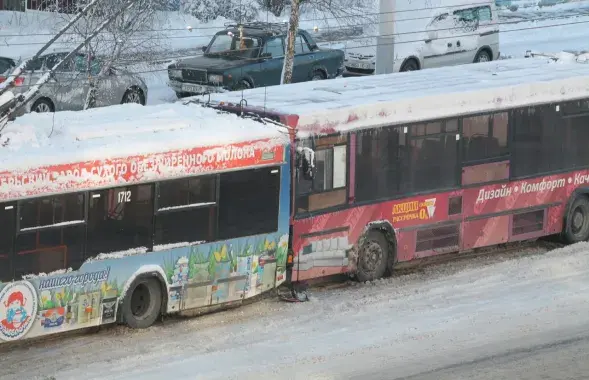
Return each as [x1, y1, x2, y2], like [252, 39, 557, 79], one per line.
[292, 34, 315, 82]
[43, 53, 88, 111]
[76, 56, 125, 107]
[253, 37, 285, 87]
[476, 5, 499, 61]
[451, 7, 482, 64]
[422, 13, 461, 69]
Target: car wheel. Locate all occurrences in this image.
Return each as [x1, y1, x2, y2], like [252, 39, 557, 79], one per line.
[474, 50, 492, 63]
[175, 91, 191, 99]
[400, 59, 419, 72]
[311, 70, 326, 81]
[122, 88, 145, 105]
[234, 79, 252, 91]
[31, 98, 54, 113]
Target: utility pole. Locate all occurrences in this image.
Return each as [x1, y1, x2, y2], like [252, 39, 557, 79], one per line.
[0, 0, 137, 131]
[281, 0, 301, 85]
[374, 0, 395, 75]
[0, 0, 103, 95]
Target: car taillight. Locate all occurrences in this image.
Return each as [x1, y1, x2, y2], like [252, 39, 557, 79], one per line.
[0, 76, 24, 86]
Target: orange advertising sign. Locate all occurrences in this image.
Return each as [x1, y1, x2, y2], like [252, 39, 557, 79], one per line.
[0, 139, 284, 201]
[392, 198, 437, 223]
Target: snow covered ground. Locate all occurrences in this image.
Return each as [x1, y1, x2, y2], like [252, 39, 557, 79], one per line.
[4, 241, 589, 379]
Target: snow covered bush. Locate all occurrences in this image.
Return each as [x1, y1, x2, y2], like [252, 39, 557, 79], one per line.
[182, 0, 261, 22]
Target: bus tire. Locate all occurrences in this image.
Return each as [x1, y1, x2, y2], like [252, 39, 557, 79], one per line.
[356, 230, 391, 282]
[121, 276, 163, 329]
[564, 195, 589, 244]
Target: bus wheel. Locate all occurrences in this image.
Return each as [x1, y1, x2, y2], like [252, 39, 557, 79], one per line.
[564, 196, 589, 244]
[356, 230, 390, 282]
[122, 276, 163, 329]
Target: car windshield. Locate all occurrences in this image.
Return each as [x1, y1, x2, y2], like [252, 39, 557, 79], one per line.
[206, 33, 261, 59]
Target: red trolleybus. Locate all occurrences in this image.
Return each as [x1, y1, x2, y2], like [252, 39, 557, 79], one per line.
[0, 103, 291, 343]
[207, 55, 589, 286]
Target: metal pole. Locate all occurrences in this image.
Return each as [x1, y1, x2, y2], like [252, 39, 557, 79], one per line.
[374, 0, 395, 75]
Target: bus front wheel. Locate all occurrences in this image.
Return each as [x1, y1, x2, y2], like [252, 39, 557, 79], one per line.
[356, 230, 391, 282]
[121, 276, 163, 329]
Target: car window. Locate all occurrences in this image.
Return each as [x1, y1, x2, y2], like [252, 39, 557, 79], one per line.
[295, 35, 311, 54]
[25, 57, 44, 71]
[207, 33, 261, 58]
[453, 8, 478, 23]
[45, 54, 74, 72]
[263, 37, 284, 58]
[0, 58, 14, 75]
[74, 55, 101, 75]
[477, 6, 492, 22]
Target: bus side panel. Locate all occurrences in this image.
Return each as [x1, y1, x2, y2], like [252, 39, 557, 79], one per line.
[291, 169, 589, 283]
[0, 162, 291, 344]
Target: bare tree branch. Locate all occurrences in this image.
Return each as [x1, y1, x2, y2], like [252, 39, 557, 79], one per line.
[0, 0, 138, 131]
[0, 0, 104, 96]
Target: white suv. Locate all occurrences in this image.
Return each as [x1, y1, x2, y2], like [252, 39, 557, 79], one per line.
[344, 3, 500, 76]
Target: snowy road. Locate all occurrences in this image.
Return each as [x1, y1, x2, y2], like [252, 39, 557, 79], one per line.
[4, 242, 589, 380]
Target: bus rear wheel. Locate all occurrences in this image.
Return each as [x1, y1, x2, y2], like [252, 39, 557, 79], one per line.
[122, 276, 162, 329]
[356, 230, 391, 282]
[564, 195, 589, 244]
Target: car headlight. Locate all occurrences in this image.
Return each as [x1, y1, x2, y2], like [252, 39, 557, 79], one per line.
[168, 69, 182, 80]
[208, 74, 223, 83]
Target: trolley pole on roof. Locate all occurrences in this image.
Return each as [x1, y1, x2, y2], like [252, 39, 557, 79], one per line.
[374, 0, 396, 75]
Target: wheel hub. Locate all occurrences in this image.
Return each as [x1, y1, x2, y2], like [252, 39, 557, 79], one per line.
[130, 283, 151, 318]
[572, 208, 585, 233]
[360, 241, 383, 273]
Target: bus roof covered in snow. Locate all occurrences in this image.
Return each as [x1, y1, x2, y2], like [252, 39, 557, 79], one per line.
[203, 56, 589, 136]
[0, 103, 288, 201]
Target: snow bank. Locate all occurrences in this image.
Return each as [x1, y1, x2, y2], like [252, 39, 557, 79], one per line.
[0, 102, 287, 173]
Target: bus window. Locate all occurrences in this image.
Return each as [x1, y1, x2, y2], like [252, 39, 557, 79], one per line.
[155, 177, 216, 246]
[511, 105, 564, 178]
[410, 120, 458, 192]
[0, 203, 15, 282]
[87, 185, 154, 257]
[355, 126, 409, 202]
[462, 112, 509, 162]
[218, 167, 280, 239]
[296, 137, 348, 214]
[15, 194, 85, 277]
[563, 100, 589, 169]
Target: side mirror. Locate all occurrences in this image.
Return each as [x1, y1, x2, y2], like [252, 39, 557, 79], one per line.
[425, 30, 438, 43]
[201, 45, 207, 52]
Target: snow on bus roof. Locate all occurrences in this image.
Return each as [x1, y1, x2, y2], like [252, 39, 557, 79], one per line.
[203, 57, 589, 136]
[0, 102, 288, 201]
[0, 102, 286, 172]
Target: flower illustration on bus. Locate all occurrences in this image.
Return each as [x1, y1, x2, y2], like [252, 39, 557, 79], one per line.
[0, 281, 38, 341]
